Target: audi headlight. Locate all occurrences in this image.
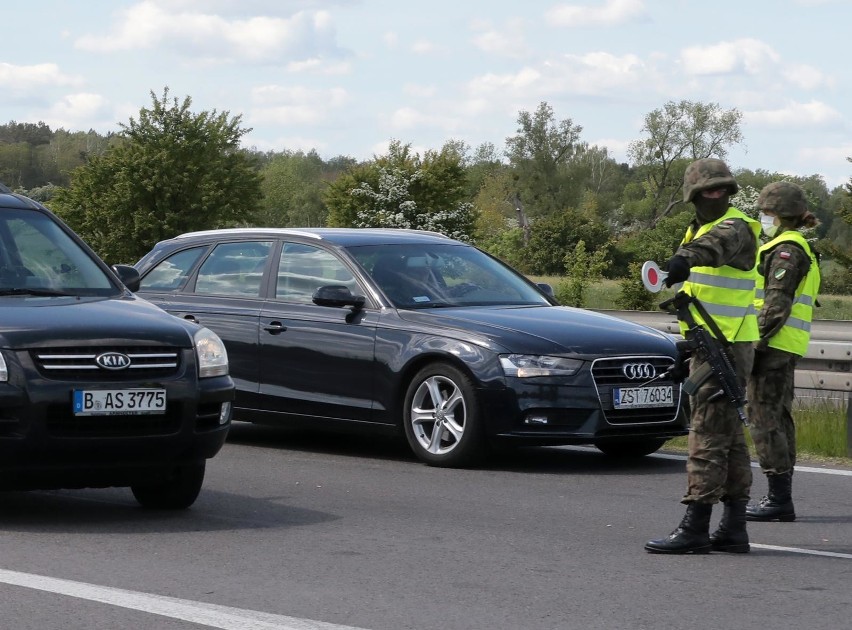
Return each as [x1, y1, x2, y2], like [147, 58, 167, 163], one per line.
[499, 354, 584, 378]
[195, 328, 229, 378]
[0, 352, 7, 382]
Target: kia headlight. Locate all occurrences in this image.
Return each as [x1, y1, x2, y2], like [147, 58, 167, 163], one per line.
[195, 328, 229, 378]
[499, 354, 584, 378]
[0, 352, 7, 382]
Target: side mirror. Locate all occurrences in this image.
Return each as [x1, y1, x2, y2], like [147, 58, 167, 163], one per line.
[536, 282, 554, 297]
[112, 264, 141, 292]
[313, 285, 366, 309]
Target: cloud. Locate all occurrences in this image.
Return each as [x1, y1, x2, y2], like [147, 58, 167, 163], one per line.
[389, 107, 462, 132]
[744, 100, 843, 129]
[783, 63, 835, 91]
[680, 38, 779, 76]
[792, 144, 852, 188]
[243, 132, 330, 154]
[546, 0, 648, 27]
[0, 62, 83, 98]
[403, 83, 438, 98]
[75, 1, 346, 64]
[248, 85, 348, 125]
[468, 52, 650, 99]
[471, 18, 529, 58]
[40, 93, 116, 131]
[146, 0, 331, 15]
[411, 39, 440, 54]
[590, 137, 632, 162]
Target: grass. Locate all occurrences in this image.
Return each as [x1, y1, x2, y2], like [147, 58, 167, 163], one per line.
[530, 276, 852, 320]
[664, 401, 850, 466]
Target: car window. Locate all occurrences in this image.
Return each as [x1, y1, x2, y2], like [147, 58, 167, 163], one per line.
[139, 247, 206, 291]
[194, 241, 272, 297]
[0, 209, 113, 294]
[349, 243, 550, 308]
[276, 242, 358, 303]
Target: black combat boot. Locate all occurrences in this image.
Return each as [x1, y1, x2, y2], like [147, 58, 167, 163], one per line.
[746, 471, 795, 522]
[709, 500, 750, 553]
[645, 503, 713, 554]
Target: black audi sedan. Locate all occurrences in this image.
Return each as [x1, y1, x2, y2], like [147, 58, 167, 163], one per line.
[133, 227, 687, 467]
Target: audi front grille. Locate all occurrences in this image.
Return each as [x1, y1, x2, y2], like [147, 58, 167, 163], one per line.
[591, 356, 681, 424]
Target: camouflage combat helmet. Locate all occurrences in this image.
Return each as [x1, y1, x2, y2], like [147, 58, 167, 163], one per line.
[682, 158, 739, 203]
[757, 181, 807, 218]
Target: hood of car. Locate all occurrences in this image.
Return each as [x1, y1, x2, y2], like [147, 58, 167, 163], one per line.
[397, 305, 677, 357]
[0, 295, 197, 348]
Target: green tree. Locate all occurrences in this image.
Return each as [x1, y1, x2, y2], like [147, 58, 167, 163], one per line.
[472, 169, 516, 244]
[822, 158, 852, 271]
[627, 100, 743, 226]
[524, 208, 610, 275]
[616, 261, 656, 311]
[324, 139, 477, 241]
[504, 102, 584, 226]
[258, 149, 333, 227]
[556, 239, 610, 307]
[51, 88, 261, 263]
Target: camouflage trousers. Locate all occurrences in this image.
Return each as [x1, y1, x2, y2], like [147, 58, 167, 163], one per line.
[682, 341, 754, 504]
[747, 347, 798, 475]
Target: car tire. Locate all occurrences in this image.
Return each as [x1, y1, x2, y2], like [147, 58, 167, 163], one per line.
[403, 362, 485, 468]
[130, 461, 206, 509]
[595, 438, 667, 458]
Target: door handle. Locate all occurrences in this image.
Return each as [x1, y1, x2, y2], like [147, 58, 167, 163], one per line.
[264, 321, 286, 334]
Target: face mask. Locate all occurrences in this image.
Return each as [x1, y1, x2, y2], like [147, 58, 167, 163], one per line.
[759, 213, 778, 237]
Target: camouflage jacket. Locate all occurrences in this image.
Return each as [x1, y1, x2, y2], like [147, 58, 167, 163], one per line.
[757, 239, 812, 348]
[674, 216, 757, 272]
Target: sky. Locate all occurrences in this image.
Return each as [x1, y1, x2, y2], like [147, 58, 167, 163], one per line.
[3, 0, 852, 189]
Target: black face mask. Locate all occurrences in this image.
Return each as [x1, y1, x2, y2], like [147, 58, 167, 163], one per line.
[693, 194, 730, 223]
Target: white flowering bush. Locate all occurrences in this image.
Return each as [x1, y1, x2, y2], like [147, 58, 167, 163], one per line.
[351, 166, 476, 242]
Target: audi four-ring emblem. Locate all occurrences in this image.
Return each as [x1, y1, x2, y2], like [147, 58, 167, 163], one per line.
[622, 362, 655, 380]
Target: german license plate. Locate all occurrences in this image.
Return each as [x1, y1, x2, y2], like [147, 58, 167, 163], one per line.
[612, 385, 673, 409]
[73, 389, 166, 416]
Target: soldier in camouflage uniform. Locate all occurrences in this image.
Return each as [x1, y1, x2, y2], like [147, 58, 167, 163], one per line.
[746, 182, 821, 522]
[645, 158, 759, 554]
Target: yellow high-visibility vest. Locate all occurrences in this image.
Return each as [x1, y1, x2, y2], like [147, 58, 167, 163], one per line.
[754, 230, 820, 356]
[678, 207, 760, 342]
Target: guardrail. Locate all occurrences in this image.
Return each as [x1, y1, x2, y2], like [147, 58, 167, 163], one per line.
[598, 310, 852, 456]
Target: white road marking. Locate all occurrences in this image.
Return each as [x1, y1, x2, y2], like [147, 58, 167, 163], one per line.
[751, 544, 852, 560]
[650, 452, 852, 476]
[0, 569, 371, 630]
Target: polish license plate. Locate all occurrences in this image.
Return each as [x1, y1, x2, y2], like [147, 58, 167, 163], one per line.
[612, 385, 673, 409]
[73, 389, 167, 416]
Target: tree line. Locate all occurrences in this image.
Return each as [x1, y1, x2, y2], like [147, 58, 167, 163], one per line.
[2, 88, 851, 303]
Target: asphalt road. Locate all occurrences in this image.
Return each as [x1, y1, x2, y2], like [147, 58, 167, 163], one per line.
[1, 423, 851, 630]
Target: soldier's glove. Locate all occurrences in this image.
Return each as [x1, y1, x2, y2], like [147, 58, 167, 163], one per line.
[664, 255, 690, 287]
[667, 339, 691, 383]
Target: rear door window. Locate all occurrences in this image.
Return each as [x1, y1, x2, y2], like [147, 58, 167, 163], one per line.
[194, 241, 273, 297]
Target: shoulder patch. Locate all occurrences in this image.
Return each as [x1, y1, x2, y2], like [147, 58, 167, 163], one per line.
[774, 268, 787, 280]
[779, 251, 791, 259]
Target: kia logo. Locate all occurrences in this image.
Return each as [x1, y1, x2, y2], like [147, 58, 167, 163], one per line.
[622, 363, 655, 380]
[95, 352, 131, 370]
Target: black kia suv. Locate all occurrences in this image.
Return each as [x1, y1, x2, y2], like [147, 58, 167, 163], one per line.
[0, 185, 234, 508]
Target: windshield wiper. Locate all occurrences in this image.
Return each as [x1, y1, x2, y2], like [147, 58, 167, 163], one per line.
[0, 287, 74, 297]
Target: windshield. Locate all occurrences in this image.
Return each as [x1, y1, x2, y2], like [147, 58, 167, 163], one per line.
[0, 208, 116, 296]
[348, 242, 552, 308]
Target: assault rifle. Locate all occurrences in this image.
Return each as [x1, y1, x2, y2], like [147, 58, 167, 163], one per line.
[660, 291, 749, 426]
